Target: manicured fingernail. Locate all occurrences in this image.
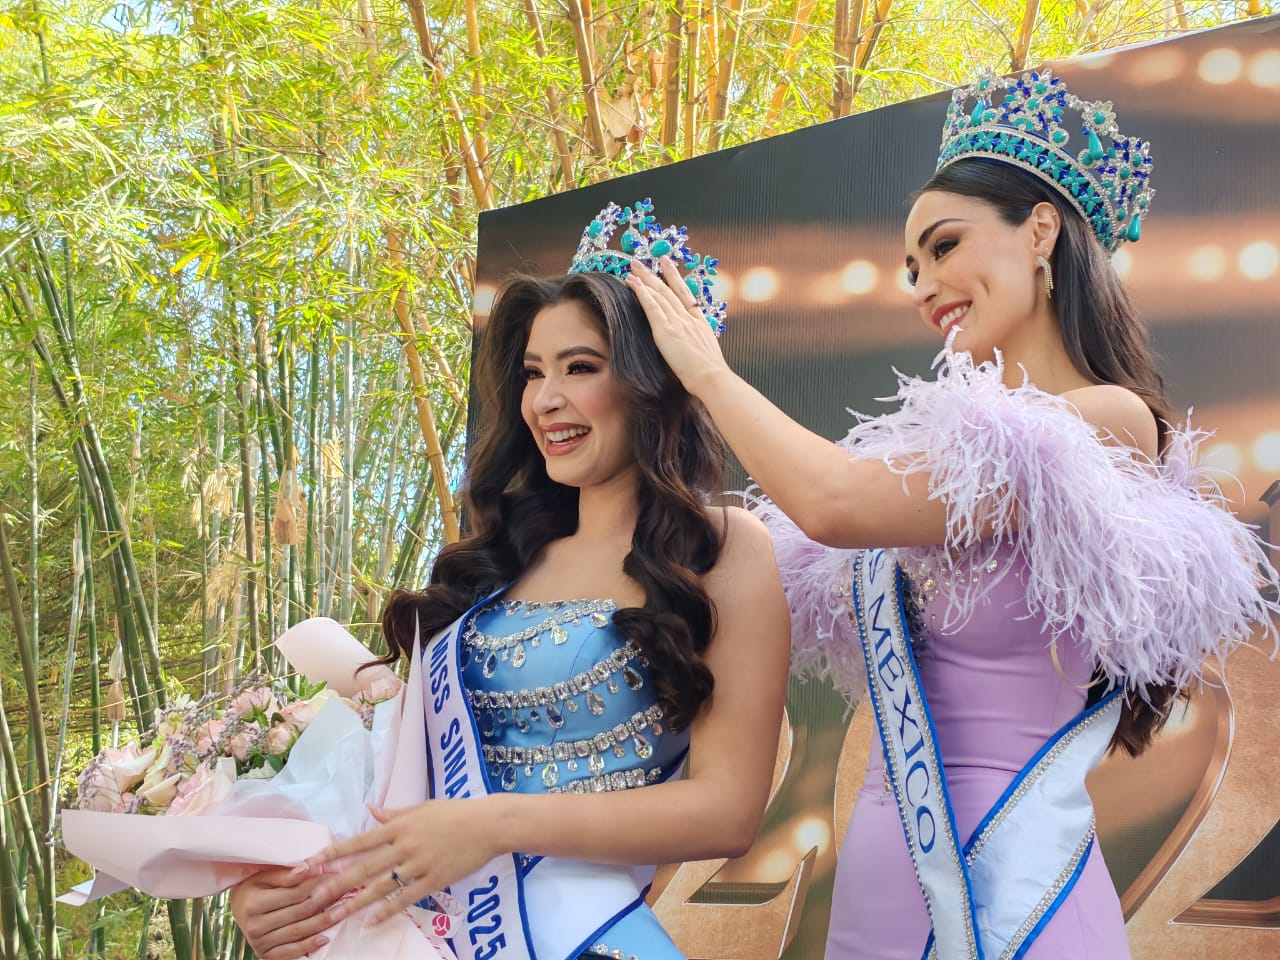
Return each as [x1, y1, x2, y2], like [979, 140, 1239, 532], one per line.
[315, 936, 329, 948]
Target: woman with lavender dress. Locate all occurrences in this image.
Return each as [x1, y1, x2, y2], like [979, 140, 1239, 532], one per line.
[626, 70, 1279, 959]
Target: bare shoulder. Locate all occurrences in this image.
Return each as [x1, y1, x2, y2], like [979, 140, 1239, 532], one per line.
[1060, 383, 1159, 459]
[701, 506, 780, 602]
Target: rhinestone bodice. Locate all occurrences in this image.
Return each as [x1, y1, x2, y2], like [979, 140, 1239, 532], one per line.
[461, 597, 689, 797]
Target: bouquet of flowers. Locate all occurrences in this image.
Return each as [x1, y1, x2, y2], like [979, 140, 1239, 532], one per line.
[74, 673, 395, 818]
[60, 618, 458, 959]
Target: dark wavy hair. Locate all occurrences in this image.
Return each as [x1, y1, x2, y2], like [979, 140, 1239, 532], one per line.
[378, 271, 727, 731]
[917, 157, 1180, 757]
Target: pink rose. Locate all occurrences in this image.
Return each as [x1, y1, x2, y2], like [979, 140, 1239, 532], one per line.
[139, 772, 183, 810]
[76, 744, 156, 812]
[231, 686, 279, 720]
[278, 690, 331, 732]
[265, 724, 294, 757]
[168, 758, 236, 817]
[353, 671, 402, 706]
[194, 718, 227, 756]
[227, 725, 261, 762]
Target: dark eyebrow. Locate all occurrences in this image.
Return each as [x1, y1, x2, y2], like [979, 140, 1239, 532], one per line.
[523, 346, 608, 363]
[904, 218, 966, 267]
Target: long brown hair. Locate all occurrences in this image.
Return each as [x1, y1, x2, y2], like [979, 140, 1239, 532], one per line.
[918, 157, 1180, 756]
[379, 271, 727, 731]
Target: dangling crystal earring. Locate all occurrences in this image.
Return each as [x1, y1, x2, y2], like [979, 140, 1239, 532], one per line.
[1035, 254, 1054, 300]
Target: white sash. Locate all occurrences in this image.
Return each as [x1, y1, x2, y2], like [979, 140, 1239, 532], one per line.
[421, 594, 656, 960]
[851, 550, 1121, 960]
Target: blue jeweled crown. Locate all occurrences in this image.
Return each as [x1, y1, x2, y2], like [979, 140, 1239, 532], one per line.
[567, 199, 728, 336]
[937, 68, 1154, 253]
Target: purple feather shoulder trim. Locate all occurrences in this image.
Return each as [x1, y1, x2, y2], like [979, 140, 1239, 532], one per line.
[743, 487, 865, 704]
[747, 347, 1278, 702]
[844, 348, 1280, 697]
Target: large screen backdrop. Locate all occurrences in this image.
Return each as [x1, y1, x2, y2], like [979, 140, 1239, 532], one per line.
[472, 17, 1280, 958]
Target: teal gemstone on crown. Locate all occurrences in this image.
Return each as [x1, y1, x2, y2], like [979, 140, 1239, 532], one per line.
[620, 230, 640, 253]
[650, 239, 672, 257]
[588, 220, 603, 238]
[1086, 130, 1103, 162]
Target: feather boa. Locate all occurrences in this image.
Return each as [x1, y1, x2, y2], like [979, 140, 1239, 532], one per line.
[751, 347, 1280, 703]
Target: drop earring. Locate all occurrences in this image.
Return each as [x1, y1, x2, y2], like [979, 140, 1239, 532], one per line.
[1035, 254, 1054, 300]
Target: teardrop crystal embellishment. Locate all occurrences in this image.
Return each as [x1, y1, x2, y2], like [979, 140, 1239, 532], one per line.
[588, 753, 606, 776]
[546, 704, 565, 729]
[511, 641, 527, 669]
[565, 698, 579, 713]
[552, 625, 569, 645]
[589, 612, 609, 628]
[500, 765, 517, 791]
[482, 652, 498, 678]
[586, 691, 607, 716]
[515, 712, 531, 734]
[623, 665, 644, 690]
[481, 711, 496, 738]
[632, 733, 654, 761]
[541, 763, 559, 788]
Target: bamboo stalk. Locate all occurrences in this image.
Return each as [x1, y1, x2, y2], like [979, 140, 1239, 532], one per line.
[706, 0, 743, 151]
[401, 0, 495, 208]
[832, 0, 866, 118]
[26, 356, 38, 702]
[682, 0, 701, 158]
[386, 226, 460, 543]
[847, 0, 892, 103]
[661, 0, 685, 154]
[230, 326, 261, 665]
[0, 767, 38, 959]
[0, 517, 54, 925]
[1010, 0, 1041, 71]
[567, 0, 610, 156]
[305, 338, 320, 615]
[1172, 0, 1189, 30]
[462, 0, 490, 164]
[524, 0, 577, 182]
[761, 0, 818, 137]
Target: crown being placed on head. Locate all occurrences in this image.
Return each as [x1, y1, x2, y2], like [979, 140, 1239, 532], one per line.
[938, 68, 1154, 253]
[568, 199, 728, 336]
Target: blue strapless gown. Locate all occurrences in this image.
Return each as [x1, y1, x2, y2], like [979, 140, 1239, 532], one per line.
[461, 596, 689, 960]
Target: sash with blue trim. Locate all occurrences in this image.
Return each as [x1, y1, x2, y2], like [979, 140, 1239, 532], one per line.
[416, 592, 668, 960]
[850, 549, 1121, 960]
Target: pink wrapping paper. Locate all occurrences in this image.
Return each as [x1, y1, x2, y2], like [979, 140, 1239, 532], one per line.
[60, 618, 453, 959]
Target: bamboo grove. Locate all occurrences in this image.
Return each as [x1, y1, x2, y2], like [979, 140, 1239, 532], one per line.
[0, 0, 1270, 956]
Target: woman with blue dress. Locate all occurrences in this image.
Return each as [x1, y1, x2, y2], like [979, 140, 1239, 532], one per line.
[228, 203, 789, 960]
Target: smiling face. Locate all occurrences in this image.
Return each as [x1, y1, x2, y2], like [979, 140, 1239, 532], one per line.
[903, 190, 1046, 363]
[520, 298, 637, 492]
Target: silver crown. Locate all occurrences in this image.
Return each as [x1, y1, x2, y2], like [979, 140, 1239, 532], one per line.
[938, 68, 1154, 252]
[568, 199, 727, 336]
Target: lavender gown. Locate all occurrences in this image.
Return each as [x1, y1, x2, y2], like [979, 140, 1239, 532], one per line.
[829, 544, 1128, 958]
[754, 348, 1279, 960]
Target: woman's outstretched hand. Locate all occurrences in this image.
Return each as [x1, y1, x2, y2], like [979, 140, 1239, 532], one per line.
[305, 799, 500, 927]
[626, 257, 732, 396]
